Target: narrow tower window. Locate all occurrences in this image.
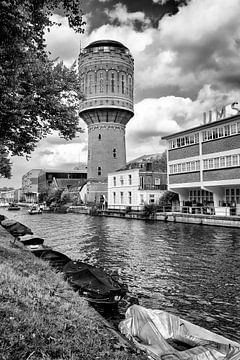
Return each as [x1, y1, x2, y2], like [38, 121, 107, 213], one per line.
[100, 71, 104, 92]
[121, 74, 125, 94]
[111, 73, 115, 92]
[113, 148, 117, 158]
[98, 134, 102, 140]
[97, 166, 102, 176]
[89, 74, 93, 93]
[128, 75, 132, 97]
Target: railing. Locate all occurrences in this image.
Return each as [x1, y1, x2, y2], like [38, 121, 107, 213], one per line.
[107, 205, 144, 212]
[138, 185, 167, 190]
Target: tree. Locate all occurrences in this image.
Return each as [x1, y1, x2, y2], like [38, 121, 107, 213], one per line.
[0, 0, 85, 178]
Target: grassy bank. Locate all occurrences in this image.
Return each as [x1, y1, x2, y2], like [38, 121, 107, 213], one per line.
[0, 227, 145, 360]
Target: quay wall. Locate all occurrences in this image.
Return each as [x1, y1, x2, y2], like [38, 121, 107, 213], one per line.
[69, 206, 240, 228]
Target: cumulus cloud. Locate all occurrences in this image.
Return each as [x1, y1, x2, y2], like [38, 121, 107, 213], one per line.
[105, 3, 151, 28]
[126, 83, 240, 160]
[45, 15, 82, 66]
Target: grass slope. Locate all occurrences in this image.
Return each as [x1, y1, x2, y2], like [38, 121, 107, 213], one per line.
[0, 228, 146, 360]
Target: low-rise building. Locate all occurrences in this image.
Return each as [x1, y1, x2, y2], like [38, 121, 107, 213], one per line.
[108, 165, 167, 211]
[38, 170, 87, 195]
[162, 113, 240, 216]
[22, 169, 42, 203]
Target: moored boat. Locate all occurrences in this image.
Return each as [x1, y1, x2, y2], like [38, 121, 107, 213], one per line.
[63, 260, 128, 307]
[32, 249, 71, 271]
[8, 203, 20, 211]
[28, 205, 42, 215]
[119, 305, 240, 360]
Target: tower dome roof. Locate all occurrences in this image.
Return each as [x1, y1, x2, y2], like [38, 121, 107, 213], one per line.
[85, 40, 128, 50]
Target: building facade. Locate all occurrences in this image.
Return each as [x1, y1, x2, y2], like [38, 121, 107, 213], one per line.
[78, 40, 134, 202]
[108, 167, 167, 211]
[38, 170, 87, 194]
[162, 114, 240, 216]
[22, 169, 42, 203]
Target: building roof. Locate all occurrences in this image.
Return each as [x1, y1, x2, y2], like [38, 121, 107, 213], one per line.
[85, 40, 128, 50]
[162, 113, 240, 140]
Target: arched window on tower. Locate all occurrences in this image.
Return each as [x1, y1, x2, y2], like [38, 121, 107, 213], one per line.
[113, 148, 117, 158]
[89, 74, 93, 94]
[100, 71, 104, 93]
[97, 166, 102, 176]
[128, 75, 132, 98]
[98, 134, 102, 140]
[111, 72, 115, 92]
[121, 74, 125, 94]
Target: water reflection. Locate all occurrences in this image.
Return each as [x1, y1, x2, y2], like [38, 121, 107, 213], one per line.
[1, 208, 239, 341]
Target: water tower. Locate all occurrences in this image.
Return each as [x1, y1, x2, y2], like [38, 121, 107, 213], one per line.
[78, 40, 134, 202]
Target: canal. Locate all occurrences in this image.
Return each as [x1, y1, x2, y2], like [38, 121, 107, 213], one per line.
[1, 208, 240, 342]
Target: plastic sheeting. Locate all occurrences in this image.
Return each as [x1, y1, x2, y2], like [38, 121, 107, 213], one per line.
[119, 305, 240, 360]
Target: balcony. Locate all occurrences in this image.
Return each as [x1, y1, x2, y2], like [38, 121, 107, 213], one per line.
[139, 184, 167, 190]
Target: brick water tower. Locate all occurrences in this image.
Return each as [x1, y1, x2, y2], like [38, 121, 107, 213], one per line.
[78, 40, 134, 202]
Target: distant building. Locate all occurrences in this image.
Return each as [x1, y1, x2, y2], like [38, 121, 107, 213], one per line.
[38, 169, 87, 194]
[162, 113, 240, 216]
[0, 187, 15, 205]
[22, 169, 87, 202]
[22, 169, 42, 203]
[78, 39, 134, 203]
[108, 163, 167, 211]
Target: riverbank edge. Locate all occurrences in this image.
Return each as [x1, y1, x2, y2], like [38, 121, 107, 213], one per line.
[0, 225, 146, 360]
[68, 206, 240, 228]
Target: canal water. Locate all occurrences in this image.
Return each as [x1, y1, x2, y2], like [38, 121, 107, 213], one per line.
[1, 208, 240, 342]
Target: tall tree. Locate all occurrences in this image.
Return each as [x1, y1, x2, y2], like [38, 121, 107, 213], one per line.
[0, 0, 85, 178]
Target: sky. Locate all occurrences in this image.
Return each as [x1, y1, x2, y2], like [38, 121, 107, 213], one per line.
[2, 0, 240, 188]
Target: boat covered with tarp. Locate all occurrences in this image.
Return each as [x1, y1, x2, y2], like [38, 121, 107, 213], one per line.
[119, 305, 240, 360]
[63, 260, 128, 306]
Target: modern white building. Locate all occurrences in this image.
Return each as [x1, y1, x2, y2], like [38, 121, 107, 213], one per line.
[162, 112, 240, 216]
[108, 167, 167, 211]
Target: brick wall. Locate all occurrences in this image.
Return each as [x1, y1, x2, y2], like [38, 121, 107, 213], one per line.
[169, 172, 200, 184]
[202, 134, 240, 155]
[169, 144, 199, 161]
[203, 167, 240, 181]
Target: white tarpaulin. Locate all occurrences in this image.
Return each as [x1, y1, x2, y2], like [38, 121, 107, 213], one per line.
[119, 305, 240, 360]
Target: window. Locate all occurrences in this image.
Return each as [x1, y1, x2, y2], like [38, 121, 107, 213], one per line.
[121, 74, 125, 94]
[113, 148, 117, 158]
[224, 125, 230, 136]
[220, 157, 225, 167]
[140, 194, 144, 204]
[111, 73, 115, 92]
[128, 175, 132, 185]
[214, 158, 219, 168]
[149, 194, 155, 204]
[231, 124, 237, 134]
[120, 176, 124, 185]
[203, 159, 208, 169]
[98, 134, 101, 140]
[89, 74, 93, 93]
[208, 159, 213, 169]
[113, 177, 116, 186]
[128, 191, 132, 204]
[232, 155, 238, 166]
[99, 71, 104, 92]
[120, 192, 124, 204]
[226, 156, 232, 167]
[97, 167, 101, 176]
[128, 76, 132, 97]
[113, 192, 116, 204]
